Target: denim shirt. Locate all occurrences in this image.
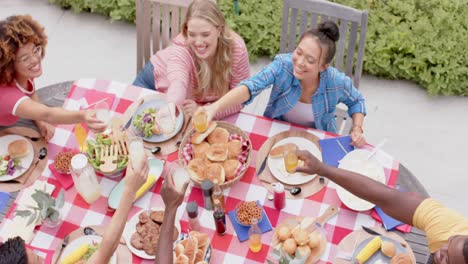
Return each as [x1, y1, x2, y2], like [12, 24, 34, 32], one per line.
[240, 53, 367, 133]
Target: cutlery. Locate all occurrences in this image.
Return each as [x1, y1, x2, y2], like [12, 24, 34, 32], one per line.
[144, 146, 161, 155]
[366, 138, 388, 160]
[21, 147, 47, 183]
[176, 115, 192, 146]
[84, 226, 126, 245]
[256, 156, 268, 176]
[54, 233, 70, 264]
[361, 225, 407, 248]
[123, 99, 145, 130]
[258, 178, 302, 196]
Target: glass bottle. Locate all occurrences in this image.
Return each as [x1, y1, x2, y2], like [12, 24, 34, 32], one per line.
[186, 201, 201, 232]
[201, 180, 214, 210]
[211, 179, 225, 211]
[70, 153, 101, 204]
[213, 199, 226, 235]
[248, 218, 262, 252]
[272, 182, 286, 210]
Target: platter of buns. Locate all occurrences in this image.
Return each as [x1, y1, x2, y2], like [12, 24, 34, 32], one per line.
[179, 121, 252, 189]
[267, 137, 322, 185]
[0, 135, 33, 181]
[123, 208, 180, 259]
[173, 231, 211, 264]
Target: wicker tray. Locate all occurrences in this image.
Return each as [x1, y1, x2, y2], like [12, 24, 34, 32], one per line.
[178, 121, 252, 189]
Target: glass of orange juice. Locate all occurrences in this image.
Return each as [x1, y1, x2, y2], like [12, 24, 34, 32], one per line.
[193, 108, 208, 133]
[284, 150, 298, 173]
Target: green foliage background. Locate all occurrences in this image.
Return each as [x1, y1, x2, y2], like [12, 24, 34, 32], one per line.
[48, 0, 468, 95]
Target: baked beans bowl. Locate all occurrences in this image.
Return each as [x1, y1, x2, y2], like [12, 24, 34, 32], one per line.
[235, 201, 263, 226]
[53, 149, 77, 174]
[178, 121, 252, 189]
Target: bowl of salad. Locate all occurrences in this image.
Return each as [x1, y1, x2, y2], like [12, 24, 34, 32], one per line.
[86, 133, 128, 178]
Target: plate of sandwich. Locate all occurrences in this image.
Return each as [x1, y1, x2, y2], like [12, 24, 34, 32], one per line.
[0, 135, 34, 181]
[132, 99, 184, 143]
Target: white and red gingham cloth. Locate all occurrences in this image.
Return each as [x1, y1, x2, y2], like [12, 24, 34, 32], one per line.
[0, 79, 400, 264]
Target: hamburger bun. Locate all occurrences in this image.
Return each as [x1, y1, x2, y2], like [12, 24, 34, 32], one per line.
[381, 241, 396, 258]
[207, 127, 229, 144]
[293, 228, 309, 246]
[190, 231, 210, 248]
[205, 163, 225, 184]
[283, 238, 297, 255]
[227, 140, 242, 159]
[206, 143, 228, 162]
[223, 159, 241, 181]
[192, 142, 210, 159]
[8, 140, 29, 159]
[269, 143, 297, 158]
[277, 225, 291, 241]
[174, 255, 189, 264]
[390, 253, 412, 264]
[191, 122, 217, 144]
[308, 231, 321, 249]
[187, 158, 206, 182]
[194, 249, 205, 263]
[297, 245, 311, 258]
[183, 236, 198, 264]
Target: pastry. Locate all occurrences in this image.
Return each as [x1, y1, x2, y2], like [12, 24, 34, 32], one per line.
[381, 241, 396, 258]
[227, 139, 242, 159]
[205, 163, 225, 183]
[269, 143, 297, 158]
[187, 158, 206, 182]
[192, 142, 210, 159]
[223, 159, 241, 181]
[283, 238, 298, 255]
[277, 225, 291, 241]
[206, 143, 228, 162]
[207, 127, 229, 144]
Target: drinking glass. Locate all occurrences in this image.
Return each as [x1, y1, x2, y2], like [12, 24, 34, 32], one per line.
[284, 150, 298, 173]
[128, 135, 146, 169]
[169, 160, 190, 193]
[94, 101, 111, 128]
[193, 108, 208, 133]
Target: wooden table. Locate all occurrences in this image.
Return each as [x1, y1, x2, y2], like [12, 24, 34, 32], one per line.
[0, 81, 431, 263]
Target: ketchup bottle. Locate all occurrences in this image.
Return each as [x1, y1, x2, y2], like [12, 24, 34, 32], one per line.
[272, 183, 286, 210]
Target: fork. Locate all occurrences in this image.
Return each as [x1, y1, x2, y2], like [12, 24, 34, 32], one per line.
[54, 234, 70, 264]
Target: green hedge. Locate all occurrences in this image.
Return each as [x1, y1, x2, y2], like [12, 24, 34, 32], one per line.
[48, 0, 468, 95]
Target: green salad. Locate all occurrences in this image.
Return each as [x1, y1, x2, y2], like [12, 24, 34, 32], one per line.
[0, 155, 21, 177]
[132, 108, 157, 138]
[86, 133, 128, 171]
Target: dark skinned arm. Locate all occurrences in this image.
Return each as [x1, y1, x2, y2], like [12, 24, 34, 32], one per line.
[295, 150, 425, 225]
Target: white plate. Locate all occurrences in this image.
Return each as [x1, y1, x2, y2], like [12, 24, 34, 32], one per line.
[0, 135, 34, 181]
[60, 235, 117, 264]
[352, 236, 408, 263]
[337, 149, 386, 211]
[267, 137, 322, 185]
[132, 99, 184, 143]
[123, 207, 181, 259]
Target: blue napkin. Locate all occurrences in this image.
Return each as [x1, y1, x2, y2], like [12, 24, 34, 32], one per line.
[375, 206, 404, 230]
[0, 192, 11, 214]
[227, 202, 273, 242]
[319, 136, 354, 167]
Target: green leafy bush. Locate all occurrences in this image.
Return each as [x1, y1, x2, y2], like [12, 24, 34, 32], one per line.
[48, 0, 468, 95]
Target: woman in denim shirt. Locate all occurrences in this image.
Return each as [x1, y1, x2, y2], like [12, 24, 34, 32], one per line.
[200, 21, 367, 147]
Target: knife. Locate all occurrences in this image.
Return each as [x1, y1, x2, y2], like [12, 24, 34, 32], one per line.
[123, 99, 145, 130]
[256, 156, 268, 176]
[362, 226, 408, 248]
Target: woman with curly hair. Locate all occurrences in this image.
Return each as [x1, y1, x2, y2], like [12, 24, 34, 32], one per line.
[0, 15, 107, 141]
[133, 0, 250, 118]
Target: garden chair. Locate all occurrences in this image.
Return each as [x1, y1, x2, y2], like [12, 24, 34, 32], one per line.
[280, 0, 368, 135]
[135, 0, 192, 73]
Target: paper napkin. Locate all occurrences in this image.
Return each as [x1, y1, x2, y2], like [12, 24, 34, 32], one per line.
[227, 201, 273, 242]
[48, 164, 74, 190]
[319, 136, 354, 167]
[0, 192, 11, 214]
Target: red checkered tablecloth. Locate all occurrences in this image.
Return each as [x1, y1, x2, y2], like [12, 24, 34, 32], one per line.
[0, 79, 399, 264]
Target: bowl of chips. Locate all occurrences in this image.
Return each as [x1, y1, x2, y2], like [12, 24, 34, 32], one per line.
[235, 201, 263, 226]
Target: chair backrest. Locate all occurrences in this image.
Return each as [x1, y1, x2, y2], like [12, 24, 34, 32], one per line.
[136, 0, 192, 73]
[280, 0, 368, 88]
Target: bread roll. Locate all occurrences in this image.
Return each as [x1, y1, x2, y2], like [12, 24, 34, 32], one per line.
[293, 228, 309, 246]
[390, 253, 412, 264]
[187, 158, 206, 182]
[194, 249, 204, 263]
[223, 159, 241, 181]
[190, 231, 209, 248]
[277, 225, 291, 241]
[227, 140, 242, 159]
[8, 140, 29, 158]
[175, 243, 185, 257]
[205, 163, 225, 184]
[269, 143, 297, 158]
[283, 238, 297, 255]
[207, 127, 229, 144]
[192, 142, 210, 159]
[206, 143, 228, 162]
[308, 231, 321, 248]
[174, 255, 189, 264]
[183, 236, 198, 264]
[381, 241, 396, 258]
[297, 245, 311, 258]
[191, 122, 217, 144]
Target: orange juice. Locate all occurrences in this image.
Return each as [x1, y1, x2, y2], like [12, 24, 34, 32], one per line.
[193, 111, 208, 133]
[249, 234, 262, 252]
[284, 150, 298, 173]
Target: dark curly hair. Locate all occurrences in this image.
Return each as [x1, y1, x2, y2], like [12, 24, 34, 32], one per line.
[0, 236, 27, 264]
[0, 15, 47, 85]
[299, 20, 339, 65]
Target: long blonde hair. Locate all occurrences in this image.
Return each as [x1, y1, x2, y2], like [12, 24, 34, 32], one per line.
[182, 0, 233, 100]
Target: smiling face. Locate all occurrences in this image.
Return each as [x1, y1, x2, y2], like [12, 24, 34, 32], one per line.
[186, 17, 220, 61]
[14, 42, 43, 81]
[433, 235, 468, 263]
[292, 36, 328, 82]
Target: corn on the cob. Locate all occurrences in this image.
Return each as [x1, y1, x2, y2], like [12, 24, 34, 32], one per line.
[61, 243, 89, 264]
[135, 174, 156, 200]
[355, 236, 382, 263]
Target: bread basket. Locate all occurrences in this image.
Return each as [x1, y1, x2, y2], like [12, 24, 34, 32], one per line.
[178, 121, 252, 189]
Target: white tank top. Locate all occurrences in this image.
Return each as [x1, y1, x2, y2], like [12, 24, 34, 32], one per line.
[282, 101, 315, 127]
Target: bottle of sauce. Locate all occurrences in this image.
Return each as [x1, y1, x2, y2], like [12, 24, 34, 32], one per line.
[201, 180, 214, 210]
[213, 199, 226, 235]
[272, 182, 286, 210]
[248, 218, 262, 252]
[186, 201, 201, 232]
[211, 179, 225, 211]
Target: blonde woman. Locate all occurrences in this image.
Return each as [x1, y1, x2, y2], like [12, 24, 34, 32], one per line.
[133, 0, 250, 118]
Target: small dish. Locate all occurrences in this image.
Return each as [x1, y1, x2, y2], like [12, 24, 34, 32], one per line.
[234, 201, 263, 226]
[53, 149, 77, 174]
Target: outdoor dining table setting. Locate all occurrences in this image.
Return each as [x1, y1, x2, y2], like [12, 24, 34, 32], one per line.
[0, 79, 418, 264]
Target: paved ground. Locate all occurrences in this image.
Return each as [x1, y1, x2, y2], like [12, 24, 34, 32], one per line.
[2, 0, 468, 216]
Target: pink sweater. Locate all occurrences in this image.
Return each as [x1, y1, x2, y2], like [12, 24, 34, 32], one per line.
[150, 33, 250, 119]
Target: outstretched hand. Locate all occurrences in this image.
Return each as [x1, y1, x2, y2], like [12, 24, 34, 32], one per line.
[161, 171, 188, 211]
[125, 157, 149, 194]
[295, 150, 325, 175]
[84, 110, 108, 133]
